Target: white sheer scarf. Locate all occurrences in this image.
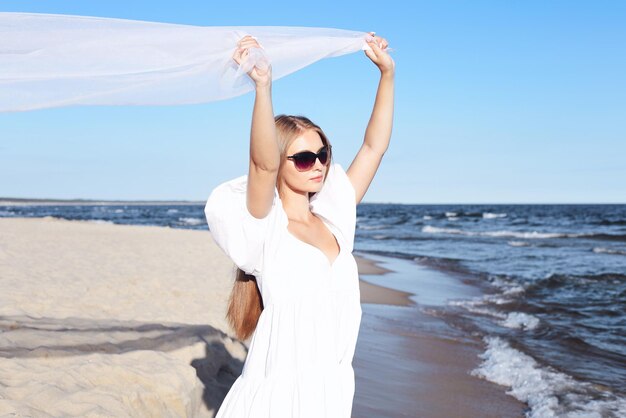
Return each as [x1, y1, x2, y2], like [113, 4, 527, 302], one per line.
[0, 12, 378, 112]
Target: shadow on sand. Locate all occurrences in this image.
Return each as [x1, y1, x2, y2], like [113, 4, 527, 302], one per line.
[0, 315, 244, 415]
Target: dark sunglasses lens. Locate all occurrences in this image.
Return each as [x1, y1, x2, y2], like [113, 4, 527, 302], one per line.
[294, 153, 317, 170]
[318, 149, 329, 165]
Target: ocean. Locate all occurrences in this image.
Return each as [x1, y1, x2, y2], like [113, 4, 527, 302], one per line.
[1, 202, 624, 417]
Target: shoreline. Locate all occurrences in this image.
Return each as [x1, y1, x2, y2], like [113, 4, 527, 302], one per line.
[0, 217, 525, 417]
[354, 254, 416, 307]
[350, 252, 527, 417]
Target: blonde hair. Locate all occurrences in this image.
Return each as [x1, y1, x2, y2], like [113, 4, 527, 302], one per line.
[226, 114, 333, 341]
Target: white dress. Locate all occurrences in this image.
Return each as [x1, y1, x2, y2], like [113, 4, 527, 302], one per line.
[204, 163, 362, 418]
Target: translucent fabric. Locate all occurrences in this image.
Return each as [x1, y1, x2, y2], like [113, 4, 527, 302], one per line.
[0, 12, 375, 112]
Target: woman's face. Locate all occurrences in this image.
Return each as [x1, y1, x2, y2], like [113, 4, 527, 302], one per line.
[280, 129, 329, 195]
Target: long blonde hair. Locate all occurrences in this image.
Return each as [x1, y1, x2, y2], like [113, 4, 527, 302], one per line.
[226, 114, 333, 341]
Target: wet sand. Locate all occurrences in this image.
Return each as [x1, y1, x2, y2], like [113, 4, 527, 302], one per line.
[352, 253, 527, 418]
[0, 217, 525, 417]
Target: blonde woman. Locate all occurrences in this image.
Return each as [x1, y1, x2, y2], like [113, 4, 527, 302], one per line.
[204, 32, 394, 418]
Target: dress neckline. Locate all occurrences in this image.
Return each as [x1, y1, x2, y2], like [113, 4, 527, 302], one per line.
[285, 220, 343, 268]
[278, 200, 342, 268]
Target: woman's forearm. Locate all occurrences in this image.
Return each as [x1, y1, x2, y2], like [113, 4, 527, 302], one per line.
[250, 83, 280, 172]
[364, 71, 394, 154]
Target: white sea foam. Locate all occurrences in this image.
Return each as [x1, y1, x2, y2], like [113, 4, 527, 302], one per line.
[167, 208, 179, 214]
[422, 225, 465, 235]
[483, 230, 566, 239]
[422, 215, 432, 220]
[453, 292, 511, 306]
[179, 217, 203, 226]
[358, 224, 387, 230]
[487, 276, 526, 296]
[448, 299, 508, 319]
[113, 209, 124, 213]
[372, 235, 388, 240]
[472, 336, 626, 418]
[445, 212, 457, 217]
[449, 291, 516, 309]
[422, 225, 571, 240]
[499, 312, 540, 330]
[448, 276, 526, 322]
[483, 212, 507, 219]
[508, 240, 530, 247]
[592, 247, 626, 256]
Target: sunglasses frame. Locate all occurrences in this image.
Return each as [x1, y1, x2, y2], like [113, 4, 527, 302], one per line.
[286, 145, 332, 171]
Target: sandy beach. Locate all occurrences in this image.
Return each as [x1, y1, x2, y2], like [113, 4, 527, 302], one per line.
[0, 217, 525, 417]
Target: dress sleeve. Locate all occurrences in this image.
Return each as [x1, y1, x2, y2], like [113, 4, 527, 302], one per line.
[309, 162, 358, 251]
[204, 174, 278, 277]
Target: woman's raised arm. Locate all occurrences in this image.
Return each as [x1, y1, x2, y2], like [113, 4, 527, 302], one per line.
[233, 36, 280, 219]
[347, 33, 395, 205]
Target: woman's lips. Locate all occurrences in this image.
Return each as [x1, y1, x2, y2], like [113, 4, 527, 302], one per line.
[311, 175, 323, 181]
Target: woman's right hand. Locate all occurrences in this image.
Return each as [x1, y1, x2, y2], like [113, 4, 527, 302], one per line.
[232, 35, 272, 88]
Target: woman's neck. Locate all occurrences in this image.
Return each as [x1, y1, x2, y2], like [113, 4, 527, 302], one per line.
[279, 187, 313, 223]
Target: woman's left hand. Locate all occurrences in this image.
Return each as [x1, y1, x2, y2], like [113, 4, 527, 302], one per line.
[364, 32, 395, 75]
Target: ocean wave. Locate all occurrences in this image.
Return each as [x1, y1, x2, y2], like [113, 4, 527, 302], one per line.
[426, 211, 509, 219]
[412, 254, 472, 275]
[483, 230, 567, 239]
[448, 283, 524, 317]
[448, 299, 508, 319]
[390, 217, 411, 225]
[508, 241, 530, 247]
[483, 212, 507, 219]
[422, 225, 466, 235]
[487, 275, 527, 296]
[357, 224, 387, 230]
[422, 225, 582, 240]
[595, 219, 626, 226]
[581, 233, 626, 243]
[536, 272, 626, 288]
[472, 336, 626, 418]
[422, 225, 626, 242]
[592, 247, 626, 256]
[448, 301, 541, 331]
[499, 312, 540, 330]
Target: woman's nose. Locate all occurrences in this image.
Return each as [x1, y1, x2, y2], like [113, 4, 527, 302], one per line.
[313, 157, 324, 170]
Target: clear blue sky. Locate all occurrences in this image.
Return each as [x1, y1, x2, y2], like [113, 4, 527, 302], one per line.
[1, 1, 624, 204]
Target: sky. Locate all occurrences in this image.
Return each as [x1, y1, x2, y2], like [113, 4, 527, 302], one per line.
[0, 1, 625, 204]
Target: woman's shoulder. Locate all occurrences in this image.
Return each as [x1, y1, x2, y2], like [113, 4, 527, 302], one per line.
[204, 173, 283, 277]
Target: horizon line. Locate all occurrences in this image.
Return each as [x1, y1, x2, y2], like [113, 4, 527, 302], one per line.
[1, 197, 624, 206]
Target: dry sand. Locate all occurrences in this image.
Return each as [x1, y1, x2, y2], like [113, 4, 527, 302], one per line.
[0, 217, 524, 417]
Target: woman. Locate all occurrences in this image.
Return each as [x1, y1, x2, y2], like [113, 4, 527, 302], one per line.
[204, 32, 394, 418]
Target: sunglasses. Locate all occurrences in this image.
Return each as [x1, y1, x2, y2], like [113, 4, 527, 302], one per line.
[286, 145, 331, 171]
